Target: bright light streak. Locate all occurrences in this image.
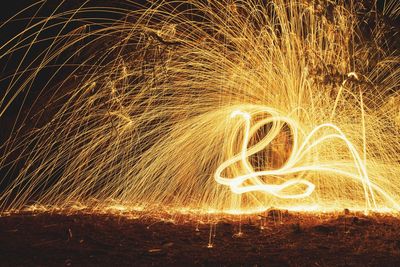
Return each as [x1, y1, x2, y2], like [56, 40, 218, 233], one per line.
[0, 0, 399, 214]
[215, 109, 399, 213]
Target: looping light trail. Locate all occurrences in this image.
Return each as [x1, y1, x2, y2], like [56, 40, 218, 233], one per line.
[215, 109, 399, 212]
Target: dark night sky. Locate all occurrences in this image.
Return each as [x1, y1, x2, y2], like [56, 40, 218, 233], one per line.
[0, 0, 397, 194]
[0, 0, 397, 147]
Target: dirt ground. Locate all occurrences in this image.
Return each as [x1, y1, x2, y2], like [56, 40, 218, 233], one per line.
[0, 210, 400, 267]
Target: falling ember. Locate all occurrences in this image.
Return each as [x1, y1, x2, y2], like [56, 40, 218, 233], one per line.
[0, 0, 399, 216]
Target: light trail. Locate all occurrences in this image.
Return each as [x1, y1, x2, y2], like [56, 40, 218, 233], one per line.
[215, 109, 399, 213]
[0, 0, 399, 214]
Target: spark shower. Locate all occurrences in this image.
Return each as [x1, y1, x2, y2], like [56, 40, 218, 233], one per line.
[0, 0, 399, 214]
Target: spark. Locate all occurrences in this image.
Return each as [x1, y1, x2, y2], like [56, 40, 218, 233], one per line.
[0, 0, 399, 215]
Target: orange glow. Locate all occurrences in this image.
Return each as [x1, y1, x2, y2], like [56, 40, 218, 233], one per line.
[0, 0, 399, 215]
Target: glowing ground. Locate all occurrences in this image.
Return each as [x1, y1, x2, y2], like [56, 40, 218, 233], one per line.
[1, 211, 400, 266]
